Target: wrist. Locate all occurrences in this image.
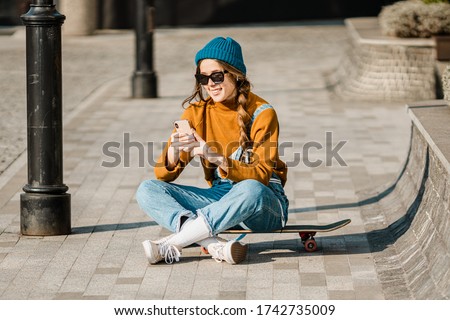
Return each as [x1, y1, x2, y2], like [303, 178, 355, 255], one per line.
[167, 146, 180, 170]
[169, 144, 179, 153]
[218, 156, 229, 174]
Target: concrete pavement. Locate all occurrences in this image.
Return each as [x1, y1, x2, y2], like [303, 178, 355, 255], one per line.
[0, 23, 413, 299]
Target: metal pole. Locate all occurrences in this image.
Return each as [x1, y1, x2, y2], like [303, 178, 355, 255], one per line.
[132, 0, 158, 98]
[20, 0, 71, 236]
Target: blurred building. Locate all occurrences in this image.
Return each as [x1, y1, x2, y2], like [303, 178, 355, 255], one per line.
[2, 0, 399, 28]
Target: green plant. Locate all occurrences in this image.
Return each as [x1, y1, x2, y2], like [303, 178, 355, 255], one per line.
[379, 0, 450, 37]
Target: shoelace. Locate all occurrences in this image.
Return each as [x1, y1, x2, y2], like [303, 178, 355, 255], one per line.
[210, 243, 226, 263]
[159, 241, 181, 264]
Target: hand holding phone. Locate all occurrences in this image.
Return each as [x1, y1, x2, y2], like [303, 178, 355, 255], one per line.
[172, 120, 196, 153]
[173, 120, 192, 135]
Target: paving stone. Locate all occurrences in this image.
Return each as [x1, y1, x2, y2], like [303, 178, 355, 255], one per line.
[300, 273, 327, 287]
[273, 283, 300, 299]
[109, 284, 140, 300]
[191, 280, 221, 299]
[300, 286, 329, 300]
[84, 274, 117, 296]
[53, 292, 84, 300]
[326, 275, 354, 291]
[328, 290, 356, 299]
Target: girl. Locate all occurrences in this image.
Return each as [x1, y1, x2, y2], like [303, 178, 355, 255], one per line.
[136, 37, 288, 265]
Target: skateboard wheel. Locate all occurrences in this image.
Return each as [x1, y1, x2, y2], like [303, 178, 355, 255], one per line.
[200, 246, 209, 255]
[304, 239, 317, 252]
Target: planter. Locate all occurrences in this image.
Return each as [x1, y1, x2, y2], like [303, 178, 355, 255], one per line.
[434, 35, 450, 61]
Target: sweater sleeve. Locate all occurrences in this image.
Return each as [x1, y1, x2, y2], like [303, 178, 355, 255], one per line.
[153, 109, 194, 182]
[218, 107, 280, 185]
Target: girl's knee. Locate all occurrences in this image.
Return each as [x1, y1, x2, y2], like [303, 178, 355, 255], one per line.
[136, 179, 165, 204]
[234, 179, 266, 196]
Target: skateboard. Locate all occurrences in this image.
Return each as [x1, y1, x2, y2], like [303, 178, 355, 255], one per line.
[202, 219, 351, 253]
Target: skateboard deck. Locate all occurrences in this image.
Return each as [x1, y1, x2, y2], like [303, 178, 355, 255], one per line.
[219, 219, 351, 253]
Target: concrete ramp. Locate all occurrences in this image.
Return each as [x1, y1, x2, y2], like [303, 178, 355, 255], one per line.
[359, 101, 449, 299]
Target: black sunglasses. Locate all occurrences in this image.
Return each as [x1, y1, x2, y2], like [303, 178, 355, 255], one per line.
[195, 70, 229, 85]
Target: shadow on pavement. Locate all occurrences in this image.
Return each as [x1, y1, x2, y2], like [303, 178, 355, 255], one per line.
[71, 221, 157, 234]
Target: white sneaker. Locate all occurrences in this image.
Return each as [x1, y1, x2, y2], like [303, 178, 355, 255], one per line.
[207, 240, 247, 264]
[142, 239, 181, 264]
[198, 236, 227, 252]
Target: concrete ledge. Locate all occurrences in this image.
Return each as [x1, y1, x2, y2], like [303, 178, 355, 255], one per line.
[346, 17, 435, 47]
[408, 101, 450, 173]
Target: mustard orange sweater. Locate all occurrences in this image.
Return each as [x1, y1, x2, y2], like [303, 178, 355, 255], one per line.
[154, 92, 287, 186]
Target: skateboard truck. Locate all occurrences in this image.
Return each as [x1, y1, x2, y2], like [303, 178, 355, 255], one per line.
[299, 232, 318, 252]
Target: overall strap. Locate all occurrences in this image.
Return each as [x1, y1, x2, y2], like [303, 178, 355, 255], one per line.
[247, 104, 273, 136]
[230, 103, 273, 162]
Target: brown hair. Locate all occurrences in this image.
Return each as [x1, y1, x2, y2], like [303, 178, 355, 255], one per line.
[182, 60, 252, 150]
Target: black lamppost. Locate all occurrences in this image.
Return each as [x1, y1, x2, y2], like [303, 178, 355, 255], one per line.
[20, 0, 71, 236]
[132, 0, 158, 98]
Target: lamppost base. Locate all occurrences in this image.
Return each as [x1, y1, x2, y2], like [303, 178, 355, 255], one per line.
[20, 193, 71, 236]
[132, 71, 158, 98]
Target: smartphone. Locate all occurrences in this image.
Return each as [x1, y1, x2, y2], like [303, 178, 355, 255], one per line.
[173, 119, 192, 135]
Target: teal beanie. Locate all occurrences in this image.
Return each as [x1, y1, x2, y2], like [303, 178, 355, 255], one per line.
[195, 37, 246, 75]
